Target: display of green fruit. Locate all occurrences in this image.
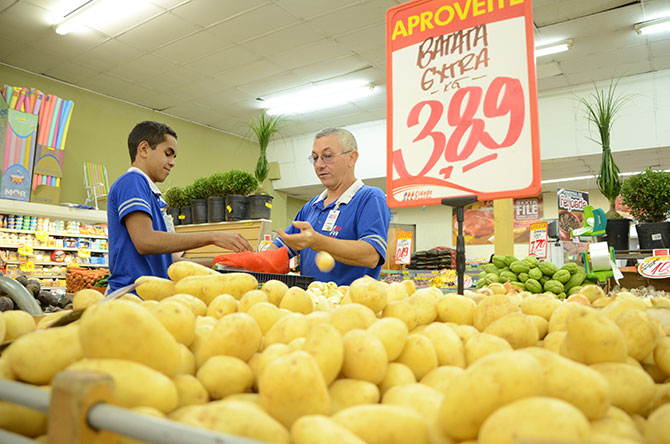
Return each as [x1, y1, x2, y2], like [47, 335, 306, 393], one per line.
[563, 271, 586, 291]
[484, 263, 499, 274]
[485, 273, 500, 284]
[560, 262, 581, 275]
[512, 281, 526, 290]
[567, 286, 583, 296]
[517, 272, 529, 283]
[525, 278, 542, 294]
[538, 261, 559, 276]
[539, 276, 551, 286]
[504, 255, 519, 266]
[557, 292, 566, 299]
[476, 278, 487, 289]
[544, 291, 556, 296]
[543, 279, 565, 294]
[552, 269, 571, 284]
[523, 256, 540, 268]
[479, 270, 488, 279]
[499, 267, 510, 273]
[499, 271, 517, 282]
[492, 255, 506, 269]
[528, 267, 543, 280]
[510, 261, 530, 274]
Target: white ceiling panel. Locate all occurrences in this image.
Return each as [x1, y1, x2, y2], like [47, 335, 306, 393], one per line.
[267, 39, 351, 69]
[237, 72, 306, 98]
[292, 55, 371, 82]
[152, 29, 232, 65]
[171, 0, 268, 28]
[108, 53, 177, 83]
[0, 1, 52, 43]
[75, 39, 144, 72]
[334, 23, 386, 53]
[307, 0, 395, 36]
[86, 3, 164, 37]
[274, 0, 361, 20]
[193, 88, 256, 109]
[116, 12, 199, 51]
[148, 0, 189, 8]
[240, 23, 326, 57]
[44, 62, 99, 85]
[2, 43, 62, 73]
[29, 28, 108, 58]
[205, 3, 298, 44]
[137, 66, 206, 92]
[183, 45, 261, 76]
[533, 0, 633, 27]
[218, 59, 286, 86]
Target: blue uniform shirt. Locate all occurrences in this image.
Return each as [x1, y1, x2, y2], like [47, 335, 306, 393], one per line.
[273, 179, 390, 285]
[107, 168, 172, 291]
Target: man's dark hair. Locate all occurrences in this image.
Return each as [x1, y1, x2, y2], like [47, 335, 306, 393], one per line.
[127, 121, 177, 162]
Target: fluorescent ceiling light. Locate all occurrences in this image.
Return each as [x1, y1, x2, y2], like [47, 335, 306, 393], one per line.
[53, 0, 150, 35]
[264, 80, 376, 116]
[635, 16, 670, 35]
[535, 39, 573, 57]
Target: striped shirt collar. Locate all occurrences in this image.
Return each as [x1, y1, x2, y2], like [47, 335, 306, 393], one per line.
[314, 178, 364, 209]
[128, 167, 162, 197]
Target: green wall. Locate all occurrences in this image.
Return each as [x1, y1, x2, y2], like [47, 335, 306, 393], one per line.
[0, 64, 292, 230]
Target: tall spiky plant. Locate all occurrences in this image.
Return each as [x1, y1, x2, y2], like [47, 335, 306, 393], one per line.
[577, 77, 633, 219]
[249, 112, 282, 194]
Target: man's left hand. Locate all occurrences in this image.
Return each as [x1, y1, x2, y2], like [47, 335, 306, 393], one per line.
[277, 221, 319, 251]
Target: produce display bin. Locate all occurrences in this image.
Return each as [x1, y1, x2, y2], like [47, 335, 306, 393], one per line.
[216, 266, 314, 289]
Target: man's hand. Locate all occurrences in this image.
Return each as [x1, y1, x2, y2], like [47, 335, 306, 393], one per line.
[277, 221, 319, 251]
[211, 232, 253, 252]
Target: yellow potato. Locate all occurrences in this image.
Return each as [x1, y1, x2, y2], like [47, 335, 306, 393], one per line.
[520, 294, 561, 320]
[0, 357, 14, 380]
[464, 332, 512, 366]
[72, 289, 104, 310]
[439, 350, 543, 441]
[238, 289, 269, 312]
[472, 294, 519, 331]
[436, 294, 476, 325]
[646, 403, 670, 444]
[330, 303, 377, 334]
[590, 362, 656, 415]
[163, 294, 207, 316]
[548, 302, 590, 333]
[315, 251, 335, 272]
[409, 288, 439, 326]
[341, 329, 387, 384]
[646, 383, 670, 418]
[68, 358, 178, 413]
[35, 310, 71, 329]
[420, 322, 465, 367]
[3, 310, 36, 340]
[478, 397, 590, 444]
[382, 383, 443, 421]
[329, 378, 381, 414]
[280, 286, 314, 314]
[261, 279, 289, 306]
[167, 261, 218, 282]
[195, 312, 262, 367]
[528, 314, 549, 339]
[149, 300, 196, 346]
[173, 374, 209, 408]
[655, 337, 670, 375]
[304, 310, 331, 330]
[0, 400, 47, 437]
[420, 365, 465, 395]
[119, 293, 142, 303]
[254, 343, 292, 385]
[247, 301, 283, 335]
[79, 300, 181, 376]
[348, 276, 388, 313]
[175, 344, 196, 375]
[258, 351, 330, 428]
[484, 312, 539, 349]
[174, 273, 258, 304]
[401, 279, 416, 296]
[579, 284, 606, 303]
[188, 323, 213, 356]
[382, 299, 417, 331]
[303, 322, 343, 385]
[590, 418, 644, 443]
[602, 297, 649, 322]
[291, 415, 367, 444]
[386, 282, 409, 303]
[206, 293, 238, 319]
[542, 330, 566, 353]
[378, 362, 416, 395]
[616, 309, 663, 361]
[135, 276, 175, 301]
[288, 336, 306, 351]
[4, 324, 82, 385]
[451, 324, 479, 343]
[561, 308, 627, 364]
[367, 317, 409, 361]
[395, 333, 438, 380]
[332, 404, 429, 444]
[196, 355, 253, 399]
[265, 313, 309, 346]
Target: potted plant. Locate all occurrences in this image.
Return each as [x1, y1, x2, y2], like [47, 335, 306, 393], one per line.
[577, 77, 633, 250]
[205, 172, 228, 223]
[177, 187, 192, 225]
[620, 168, 670, 249]
[248, 112, 282, 219]
[163, 186, 184, 226]
[185, 178, 209, 224]
[223, 170, 257, 221]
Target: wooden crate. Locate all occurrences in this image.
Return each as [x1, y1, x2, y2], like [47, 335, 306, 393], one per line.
[174, 219, 272, 258]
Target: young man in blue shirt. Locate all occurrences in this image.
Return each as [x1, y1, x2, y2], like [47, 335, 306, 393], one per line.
[271, 127, 391, 285]
[107, 121, 252, 291]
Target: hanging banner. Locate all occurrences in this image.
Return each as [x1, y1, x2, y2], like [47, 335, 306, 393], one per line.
[557, 188, 589, 241]
[386, 0, 540, 208]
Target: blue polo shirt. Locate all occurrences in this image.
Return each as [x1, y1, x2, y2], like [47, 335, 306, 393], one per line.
[274, 179, 390, 285]
[107, 168, 172, 291]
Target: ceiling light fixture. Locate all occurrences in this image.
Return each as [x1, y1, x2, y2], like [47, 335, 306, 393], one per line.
[264, 80, 375, 116]
[635, 16, 670, 35]
[53, 0, 148, 35]
[534, 39, 573, 57]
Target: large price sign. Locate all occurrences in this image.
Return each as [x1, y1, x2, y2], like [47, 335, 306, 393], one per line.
[638, 256, 670, 279]
[528, 221, 548, 259]
[386, 0, 540, 208]
[395, 232, 413, 265]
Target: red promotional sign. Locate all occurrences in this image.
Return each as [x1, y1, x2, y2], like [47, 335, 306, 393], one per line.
[528, 221, 548, 259]
[386, 0, 540, 208]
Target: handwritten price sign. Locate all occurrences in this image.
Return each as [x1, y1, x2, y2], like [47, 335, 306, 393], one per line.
[638, 256, 670, 279]
[395, 232, 413, 265]
[528, 221, 548, 259]
[386, 0, 540, 208]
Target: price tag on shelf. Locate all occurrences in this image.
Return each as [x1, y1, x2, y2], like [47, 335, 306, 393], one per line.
[638, 255, 670, 279]
[17, 244, 34, 257]
[528, 221, 548, 259]
[395, 232, 413, 265]
[385, 0, 540, 208]
[34, 230, 49, 242]
[20, 260, 35, 273]
[77, 248, 91, 258]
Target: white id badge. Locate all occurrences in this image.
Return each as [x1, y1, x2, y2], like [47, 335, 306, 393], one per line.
[322, 210, 340, 232]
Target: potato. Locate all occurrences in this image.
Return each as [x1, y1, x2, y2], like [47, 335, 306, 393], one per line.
[439, 350, 543, 441]
[561, 308, 627, 364]
[167, 261, 218, 282]
[655, 337, 670, 375]
[280, 286, 314, 314]
[408, 289, 439, 325]
[478, 397, 590, 444]
[291, 415, 367, 444]
[259, 351, 330, 428]
[473, 294, 519, 331]
[386, 282, 409, 303]
[602, 297, 649, 322]
[35, 310, 71, 329]
[523, 347, 609, 419]
[420, 366, 465, 395]
[579, 284, 606, 303]
[173, 374, 209, 408]
[196, 355, 253, 399]
[420, 322, 465, 367]
[206, 293, 237, 319]
[68, 358, 178, 413]
[254, 344, 292, 385]
[134, 276, 175, 301]
[436, 294, 475, 325]
[148, 300, 196, 346]
[542, 330, 566, 353]
[4, 324, 82, 385]
[188, 323, 213, 356]
[347, 276, 388, 313]
[484, 312, 539, 349]
[367, 318, 409, 361]
[303, 323, 343, 385]
[590, 363, 656, 415]
[238, 289, 269, 312]
[195, 312, 262, 367]
[163, 294, 207, 316]
[332, 404, 428, 444]
[395, 333, 438, 380]
[528, 314, 549, 339]
[378, 362, 416, 395]
[342, 329, 387, 384]
[246, 302, 283, 335]
[548, 302, 590, 333]
[265, 313, 309, 346]
[646, 403, 670, 444]
[261, 279, 289, 306]
[330, 303, 377, 334]
[329, 379, 381, 414]
[0, 400, 47, 437]
[175, 344, 196, 375]
[617, 310, 663, 361]
[177, 400, 289, 444]
[590, 418, 644, 443]
[72, 289, 104, 310]
[451, 324, 478, 343]
[3, 310, 36, 340]
[119, 293, 142, 303]
[79, 300, 181, 376]
[464, 332, 512, 366]
[174, 273, 258, 304]
[0, 357, 14, 380]
[382, 383, 443, 421]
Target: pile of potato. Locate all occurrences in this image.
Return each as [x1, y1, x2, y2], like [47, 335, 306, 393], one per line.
[1, 261, 670, 444]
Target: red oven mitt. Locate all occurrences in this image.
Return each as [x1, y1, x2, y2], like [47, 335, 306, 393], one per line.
[213, 246, 290, 274]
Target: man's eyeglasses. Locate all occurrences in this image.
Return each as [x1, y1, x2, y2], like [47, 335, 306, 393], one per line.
[308, 150, 353, 165]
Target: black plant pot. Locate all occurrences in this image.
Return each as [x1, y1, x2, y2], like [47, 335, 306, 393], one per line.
[605, 218, 631, 251]
[179, 206, 192, 225]
[167, 207, 181, 226]
[207, 196, 225, 223]
[191, 199, 208, 224]
[225, 195, 250, 221]
[635, 221, 670, 250]
[249, 194, 273, 220]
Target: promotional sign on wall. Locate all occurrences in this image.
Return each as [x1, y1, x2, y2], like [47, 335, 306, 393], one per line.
[386, 0, 540, 208]
[557, 188, 589, 241]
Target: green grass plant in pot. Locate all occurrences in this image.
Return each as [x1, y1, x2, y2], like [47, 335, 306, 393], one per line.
[223, 170, 257, 221]
[577, 77, 633, 250]
[185, 177, 209, 224]
[620, 168, 670, 249]
[175, 185, 192, 225]
[163, 186, 185, 226]
[248, 112, 282, 219]
[205, 172, 228, 223]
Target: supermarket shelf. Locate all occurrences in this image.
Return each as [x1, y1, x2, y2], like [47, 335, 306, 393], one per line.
[0, 200, 107, 223]
[0, 245, 108, 253]
[6, 260, 108, 267]
[25, 274, 65, 279]
[0, 228, 107, 238]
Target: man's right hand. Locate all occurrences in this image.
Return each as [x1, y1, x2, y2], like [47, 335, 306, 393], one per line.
[211, 232, 253, 252]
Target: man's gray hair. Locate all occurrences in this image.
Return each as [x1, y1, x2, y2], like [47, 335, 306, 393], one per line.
[314, 127, 358, 152]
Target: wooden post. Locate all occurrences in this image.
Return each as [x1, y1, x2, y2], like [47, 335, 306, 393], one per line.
[494, 199, 514, 256]
[48, 370, 115, 444]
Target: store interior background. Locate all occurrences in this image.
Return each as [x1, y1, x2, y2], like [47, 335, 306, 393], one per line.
[1, 0, 670, 261]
